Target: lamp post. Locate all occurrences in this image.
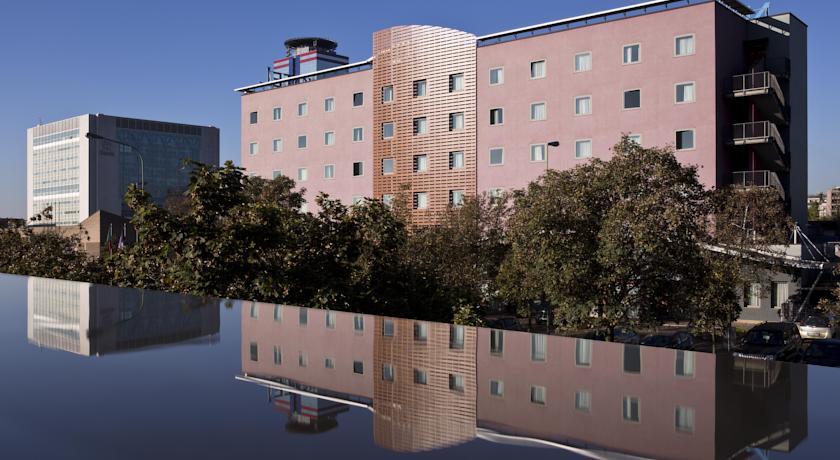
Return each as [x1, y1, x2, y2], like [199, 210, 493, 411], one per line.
[86, 132, 145, 190]
[546, 140, 560, 172]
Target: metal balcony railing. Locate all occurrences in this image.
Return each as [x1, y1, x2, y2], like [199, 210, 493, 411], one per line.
[732, 170, 785, 201]
[732, 121, 786, 155]
[732, 71, 785, 106]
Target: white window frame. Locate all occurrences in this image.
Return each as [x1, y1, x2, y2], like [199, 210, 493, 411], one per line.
[450, 112, 465, 131]
[382, 158, 395, 175]
[272, 138, 283, 153]
[450, 189, 465, 208]
[382, 122, 394, 140]
[674, 406, 695, 433]
[530, 59, 547, 79]
[414, 116, 428, 135]
[622, 88, 642, 110]
[382, 85, 394, 103]
[324, 164, 335, 179]
[675, 128, 696, 151]
[414, 154, 429, 173]
[622, 396, 641, 423]
[272, 106, 282, 121]
[414, 192, 429, 210]
[490, 107, 504, 126]
[629, 134, 643, 145]
[297, 102, 308, 117]
[574, 95, 592, 116]
[622, 43, 641, 65]
[747, 282, 762, 308]
[324, 131, 336, 146]
[575, 338, 592, 367]
[674, 34, 696, 57]
[675, 81, 697, 104]
[297, 135, 307, 150]
[297, 167, 308, 182]
[248, 142, 258, 156]
[573, 51, 592, 73]
[530, 143, 547, 163]
[530, 101, 547, 121]
[352, 91, 364, 108]
[272, 170, 282, 180]
[449, 151, 465, 169]
[489, 66, 504, 86]
[489, 147, 504, 166]
[352, 127, 364, 142]
[353, 161, 364, 177]
[449, 73, 465, 92]
[324, 97, 335, 112]
[574, 390, 592, 413]
[575, 139, 593, 159]
[489, 379, 504, 397]
[530, 385, 547, 405]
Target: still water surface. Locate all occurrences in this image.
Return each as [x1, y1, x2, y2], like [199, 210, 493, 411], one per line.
[0, 274, 837, 459]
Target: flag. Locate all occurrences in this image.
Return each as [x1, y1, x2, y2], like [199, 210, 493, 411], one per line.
[105, 224, 113, 254]
[118, 233, 125, 250]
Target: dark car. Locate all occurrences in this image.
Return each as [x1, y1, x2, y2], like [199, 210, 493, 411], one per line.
[582, 327, 640, 344]
[803, 339, 840, 367]
[640, 331, 695, 350]
[734, 322, 803, 362]
[484, 315, 523, 331]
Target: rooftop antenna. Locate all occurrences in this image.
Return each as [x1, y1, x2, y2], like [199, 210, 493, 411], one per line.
[750, 2, 770, 18]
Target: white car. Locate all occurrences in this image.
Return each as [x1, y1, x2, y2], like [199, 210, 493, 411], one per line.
[797, 315, 837, 340]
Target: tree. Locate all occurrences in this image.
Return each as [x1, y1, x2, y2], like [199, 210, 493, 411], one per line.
[0, 224, 107, 283]
[808, 201, 821, 221]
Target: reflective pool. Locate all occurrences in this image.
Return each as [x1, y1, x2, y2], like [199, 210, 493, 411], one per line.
[0, 274, 836, 459]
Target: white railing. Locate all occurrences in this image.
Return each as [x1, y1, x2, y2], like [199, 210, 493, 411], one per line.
[733, 121, 786, 155]
[732, 170, 785, 201]
[732, 71, 785, 106]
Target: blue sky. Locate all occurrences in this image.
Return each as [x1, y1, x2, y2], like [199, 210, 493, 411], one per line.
[0, 0, 835, 218]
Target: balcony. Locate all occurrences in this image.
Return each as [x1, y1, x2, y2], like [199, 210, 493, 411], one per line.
[732, 121, 786, 169]
[731, 71, 786, 123]
[732, 170, 785, 201]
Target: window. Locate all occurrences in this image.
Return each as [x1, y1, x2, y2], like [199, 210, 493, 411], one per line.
[676, 129, 695, 150]
[297, 135, 307, 149]
[273, 346, 282, 365]
[574, 52, 592, 72]
[297, 102, 308, 117]
[353, 360, 364, 374]
[530, 60, 546, 79]
[324, 131, 335, 146]
[297, 168, 308, 182]
[530, 144, 546, 162]
[575, 96, 592, 115]
[489, 188, 505, 200]
[413, 79, 427, 97]
[383, 363, 395, 381]
[382, 158, 394, 175]
[675, 406, 695, 433]
[414, 369, 428, 385]
[272, 138, 283, 153]
[413, 117, 428, 135]
[249, 302, 259, 318]
[623, 396, 640, 422]
[450, 325, 465, 349]
[352, 196, 363, 206]
[326, 310, 336, 329]
[382, 122, 394, 139]
[449, 374, 465, 392]
[248, 142, 258, 156]
[353, 162, 364, 177]
[323, 164, 335, 179]
[623, 44, 641, 64]
[449, 73, 464, 92]
[353, 92, 364, 107]
[530, 102, 546, 121]
[272, 107, 282, 121]
[490, 329, 504, 354]
[675, 350, 696, 377]
[383, 318, 395, 337]
[273, 304, 283, 322]
[490, 108, 504, 125]
[449, 112, 465, 131]
[449, 151, 464, 169]
[747, 283, 762, 307]
[300, 203, 308, 213]
[771, 281, 788, 309]
[249, 342, 258, 362]
[675, 34, 695, 56]
[623, 89, 641, 109]
[575, 339, 592, 366]
[575, 140, 592, 159]
[676, 82, 696, 103]
[272, 170, 282, 179]
[490, 379, 504, 397]
[325, 357, 335, 369]
[489, 148, 504, 166]
[354, 314, 364, 332]
[449, 190, 465, 208]
[629, 134, 642, 145]
[575, 390, 592, 412]
[382, 194, 394, 207]
[489, 67, 504, 85]
[414, 192, 428, 210]
[324, 97, 335, 112]
[249, 111, 258, 124]
[414, 322, 428, 341]
[298, 352, 308, 367]
[353, 127, 364, 142]
[531, 334, 547, 361]
[382, 85, 394, 103]
[624, 344, 641, 374]
[413, 154, 428, 173]
[299, 308, 308, 325]
[530, 385, 546, 405]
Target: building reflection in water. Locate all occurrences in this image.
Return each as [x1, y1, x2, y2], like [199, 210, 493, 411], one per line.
[27, 277, 220, 356]
[239, 301, 807, 458]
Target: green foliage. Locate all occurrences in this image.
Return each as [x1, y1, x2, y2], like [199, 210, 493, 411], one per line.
[0, 224, 107, 283]
[452, 303, 485, 327]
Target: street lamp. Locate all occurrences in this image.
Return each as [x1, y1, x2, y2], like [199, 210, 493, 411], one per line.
[86, 132, 145, 190]
[546, 140, 560, 172]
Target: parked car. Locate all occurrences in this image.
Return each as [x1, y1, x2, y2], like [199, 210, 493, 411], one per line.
[803, 339, 840, 367]
[640, 331, 695, 350]
[797, 315, 838, 340]
[484, 315, 523, 331]
[733, 322, 803, 362]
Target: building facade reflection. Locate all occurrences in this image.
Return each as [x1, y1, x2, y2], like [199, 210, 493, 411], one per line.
[27, 277, 219, 356]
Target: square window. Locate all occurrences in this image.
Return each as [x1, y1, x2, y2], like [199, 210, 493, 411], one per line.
[326, 310, 336, 328]
[413, 192, 428, 210]
[623, 396, 640, 422]
[353, 92, 364, 106]
[530, 144, 546, 162]
[382, 122, 394, 139]
[272, 138, 283, 153]
[675, 35, 695, 56]
[490, 108, 504, 125]
[623, 44, 641, 64]
[353, 162, 364, 177]
[353, 360, 364, 374]
[530, 102, 546, 121]
[297, 168, 308, 182]
[530, 385, 546, 405]
[575, 338, 592, 366]
[676, 82, 696, 103]
[575, 390, 591, 412]
[382, 194, 394, 207]
[413, 79, 427, 97]
[676, 129, 695, 150]
[272, 107, 282, 121]
[324, 164, 335, 179]
[353, 127, 364, 142]
[352, 196, 363, 206]
[413, 117, 428, 135]
[324, 131, 335, 146]
[449, 73, 464, 92]
[489, 148, 504, 165]
[297, 102, 308, 117]
[414, 369, 427, 385]
[382, 158, 395, 175]
[449, 190, 465, 208]
[675, 406, 695, 433]
[414, 322, 428, 340]
[489, 188, 504, 200]
[575, 140, 592, 159]
[449, 112, 465, 131]
[249, 111, 258, 124]
[574, 52, 592, 72]
[413, 154, 428, 173]
[272, 170, 282, 180]
[623, 89, 641, 109]
[325, 357, 335, 369]
[383, 363, 395, 381]
[530, 60, 546, 79]
[575, 96, 592, 115]
[297, 135, 307, 149]
[629, 134, 642, 145]
[490, 379, 504, 397]
[449, 374, 465, 392]
[382, 85, 394, 103]
[324, 97, 335, 112]
[449, 151, 464, 169]
[490, 329, 504, 354]
[249, 142, 258, 155]
[489, 67, 504, 85]
[383, 318, 395, 336]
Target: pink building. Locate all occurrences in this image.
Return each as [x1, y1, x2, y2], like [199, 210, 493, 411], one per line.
[237, 0, 807, 225]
